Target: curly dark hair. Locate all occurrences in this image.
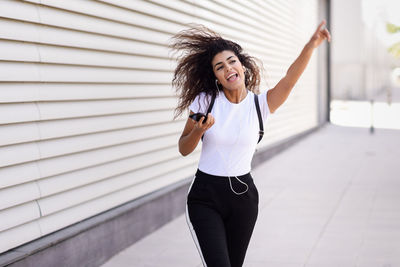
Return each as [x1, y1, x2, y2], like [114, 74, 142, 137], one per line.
[170, 25, 262, 119]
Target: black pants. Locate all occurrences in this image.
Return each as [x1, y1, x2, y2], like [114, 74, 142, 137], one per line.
[186, 169, 259, 267]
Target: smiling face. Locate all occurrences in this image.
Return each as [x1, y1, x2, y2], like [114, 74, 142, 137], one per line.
[211, 50, 246, 92]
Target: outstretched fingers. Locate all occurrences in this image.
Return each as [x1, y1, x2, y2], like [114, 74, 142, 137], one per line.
[323, 28, 331, 42]
[315, 20, 326, 34]
[314, 20, 331, 43]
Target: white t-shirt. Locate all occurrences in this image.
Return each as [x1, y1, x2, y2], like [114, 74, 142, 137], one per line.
[189, 89, 271, 176]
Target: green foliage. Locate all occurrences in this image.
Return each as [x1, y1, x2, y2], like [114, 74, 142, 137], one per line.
[386, 23, 400, 33]
[388, 43, 400, 58]
[386, 22, 400, 58]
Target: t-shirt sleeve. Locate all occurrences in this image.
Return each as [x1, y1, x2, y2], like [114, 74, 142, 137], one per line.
[188, 92, 209, 114]
[258, 89, 272, 123]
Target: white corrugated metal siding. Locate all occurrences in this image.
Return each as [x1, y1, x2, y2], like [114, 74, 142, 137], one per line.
[0, 0, 319, 253]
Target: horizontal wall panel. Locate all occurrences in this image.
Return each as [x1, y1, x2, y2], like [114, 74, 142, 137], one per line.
[0, 61, 41, 82]
[232, 0, 295, 30]
[149, 0, 297, 55]
[37, 84, 174, 99]
[0, 202, 40, 232]
[1, 41, 172, 69]
[0, 39, 40, 61]
[0, 142, 40, 168]
[251, 0, 293, 22]
[0, 62, 173, 83]
[0, 0, 40, 23]
[0, 97, 176, 124]
[186, 1, 291, 48]
[37, 148, 200, 197]
[141, 0, 196, 18]
[38, 154, 199, 216]
[0, 18, 41, 42]
[0, 122, 40, 146]
[100, 0, 197, 26]
[37, 163, 197, 236]
[38, 45, 172, 69]
[37, 111, 176, 140]
[38, 0, 186, 35]
[36, 134, 178, 178]
[35, 4, 173, 44]
[0, 102, 40, 124]
[214, 0, 299, 42]
[120, 0, 296, 51]
[37, 121, 183, 159]
[0, 162, 40, 190]
[0, 83, 38, 103]
[0, 221, 42, 254]
[0, 0, 322, 255]
[35, 22, 171, 53]
[0, 182, 41, 211]
[37, 98, 176, 120]
[0, 83, 173, 103]
[0, 117, 182, 148]
[0, 19, 170, 58]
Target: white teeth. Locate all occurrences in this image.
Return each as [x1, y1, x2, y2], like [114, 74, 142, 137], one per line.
[227, 73, 237, 80]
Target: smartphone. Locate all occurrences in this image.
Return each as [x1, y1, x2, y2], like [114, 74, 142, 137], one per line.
[189, 113, 207, 123]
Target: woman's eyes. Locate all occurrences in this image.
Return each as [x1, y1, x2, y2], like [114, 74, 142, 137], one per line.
[216, 60, 236, 71]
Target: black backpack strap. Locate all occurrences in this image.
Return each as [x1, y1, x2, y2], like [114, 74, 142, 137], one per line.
[201, 93, 216, 141]
[206, 93, 216, 115]
[254, 93, 264, 144]
[200, 93, 264, 143]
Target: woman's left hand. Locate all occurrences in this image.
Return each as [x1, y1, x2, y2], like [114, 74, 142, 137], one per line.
[308, 20, 331, 48]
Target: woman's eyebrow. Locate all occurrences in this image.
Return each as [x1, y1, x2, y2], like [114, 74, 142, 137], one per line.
[214, 62, 223, 68]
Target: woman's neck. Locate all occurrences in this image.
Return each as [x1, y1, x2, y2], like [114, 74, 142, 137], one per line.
[222, 87, 248, 104]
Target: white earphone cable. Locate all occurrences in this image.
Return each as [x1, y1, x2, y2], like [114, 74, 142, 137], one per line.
[213, 88, 249, 195]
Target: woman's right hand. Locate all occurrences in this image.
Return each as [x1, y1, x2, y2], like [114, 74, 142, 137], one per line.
[179, 112, 215, 156]
[193, 113, 215, 134]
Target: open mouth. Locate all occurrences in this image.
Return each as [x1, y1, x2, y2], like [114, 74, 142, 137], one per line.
[227, 73, 239, 82]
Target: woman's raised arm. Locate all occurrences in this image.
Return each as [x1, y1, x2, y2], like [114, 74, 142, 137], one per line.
[267, 20, 331, 113]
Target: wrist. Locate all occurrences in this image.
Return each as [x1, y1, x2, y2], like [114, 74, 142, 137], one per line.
[305, 41, 316, 50]
[192, 127, 205, 136]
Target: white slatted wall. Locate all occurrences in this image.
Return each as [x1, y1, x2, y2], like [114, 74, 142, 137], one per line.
[0, 0, 318, 253]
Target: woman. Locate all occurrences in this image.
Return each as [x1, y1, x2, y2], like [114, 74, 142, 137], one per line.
[170, 21, 330, 267]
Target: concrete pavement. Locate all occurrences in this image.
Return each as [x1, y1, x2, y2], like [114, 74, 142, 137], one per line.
[101, 124, 400, 267]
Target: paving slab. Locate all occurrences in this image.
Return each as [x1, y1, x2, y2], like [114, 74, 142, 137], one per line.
[101, 124, 400, 267]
